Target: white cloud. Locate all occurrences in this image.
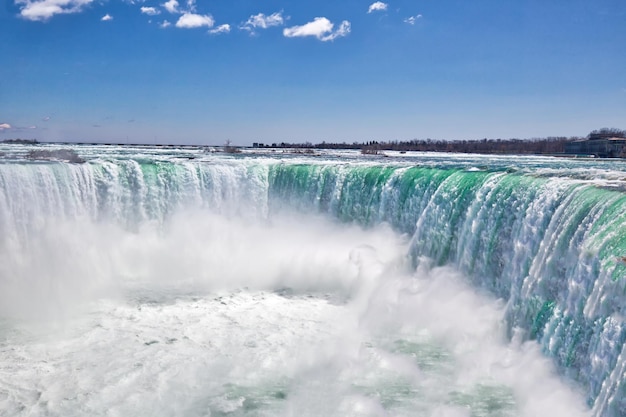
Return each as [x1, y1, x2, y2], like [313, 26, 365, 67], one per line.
[0, 123, 37, 131]
[162, 0, 179, 13]
[16, 0, 95, 21]
[140, 6, 160, 15]
[209, 23, 230, 35]
[367, 1, 388, 13]
[283, 17, 350, 42]
[209, 24, 230, 35]
[333, 21, 351, 39]
[175, 12, 214, 28]
[101, 13, 112, 21]
[159, 19, 171, 28]
[162, 0, 201, 17]
[404, 14, 422, 25]
[240, 11, 284, 33]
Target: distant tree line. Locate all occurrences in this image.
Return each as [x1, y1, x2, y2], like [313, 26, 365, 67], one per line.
[588, 128, 626, 140]
[358, 137, 581, 155]
[1, 138, 39, 144]
[253, 128, 625, 156]
[253, 136, 581, 155]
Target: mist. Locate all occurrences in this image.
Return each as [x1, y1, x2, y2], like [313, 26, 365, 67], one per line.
[0, 208, 589, 416]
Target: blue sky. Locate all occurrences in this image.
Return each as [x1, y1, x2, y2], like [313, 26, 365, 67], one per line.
[1, 0, 625, 145]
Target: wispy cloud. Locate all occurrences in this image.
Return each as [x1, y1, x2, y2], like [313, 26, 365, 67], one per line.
[0, 123, 37, 132]
[162, 0, 179, 14]
[101, 13, 112, 21]
[404, 14, 422, 25]
[240, 12, 284, 34]
[159, 19, 171, 28]
[209, 24, 230, 35]
[16, 0, 95, 21]
[175, 13, 214, 28]
[140, 6, 160, 16]
[283, 17, 350, 42]
[367, 2, 388, 13]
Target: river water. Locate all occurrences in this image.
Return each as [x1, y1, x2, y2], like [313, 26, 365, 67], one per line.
[1, 144, 625, 416]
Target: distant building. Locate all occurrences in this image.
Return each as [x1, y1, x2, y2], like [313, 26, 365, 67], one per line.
[565, 137, 626, 158]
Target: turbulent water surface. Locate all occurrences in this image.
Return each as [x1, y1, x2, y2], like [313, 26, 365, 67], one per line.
[1, 144, 626, 417]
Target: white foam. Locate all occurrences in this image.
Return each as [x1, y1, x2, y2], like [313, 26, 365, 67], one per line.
[0, 213, 590, 416]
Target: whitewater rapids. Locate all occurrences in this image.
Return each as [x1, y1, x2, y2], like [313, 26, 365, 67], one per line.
[0, 211, 587, 417]
[2, 144, 624, 416]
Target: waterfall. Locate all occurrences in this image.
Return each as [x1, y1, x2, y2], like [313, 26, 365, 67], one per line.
[1, 152, 625, 416]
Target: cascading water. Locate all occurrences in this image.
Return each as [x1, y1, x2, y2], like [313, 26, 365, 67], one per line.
[0, 144, 624, 416]
[267, 160, 626, 416]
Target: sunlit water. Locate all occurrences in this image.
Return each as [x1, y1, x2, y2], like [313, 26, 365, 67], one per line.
[2, 144, 625, 416]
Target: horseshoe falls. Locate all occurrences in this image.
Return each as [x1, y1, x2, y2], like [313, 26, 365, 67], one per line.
[2, 145, 626, 417]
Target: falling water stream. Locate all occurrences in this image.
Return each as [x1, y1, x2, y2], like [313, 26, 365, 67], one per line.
[1, 144, 625, 416]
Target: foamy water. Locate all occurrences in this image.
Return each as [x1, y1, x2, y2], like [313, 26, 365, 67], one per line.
[5, 144, 626, 415]
[0, 212, 589, 417]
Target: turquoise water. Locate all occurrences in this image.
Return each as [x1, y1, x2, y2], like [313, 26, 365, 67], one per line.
[1, 144, 625, 416]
